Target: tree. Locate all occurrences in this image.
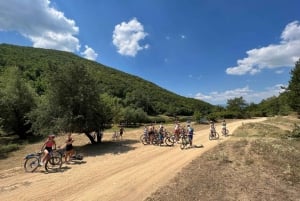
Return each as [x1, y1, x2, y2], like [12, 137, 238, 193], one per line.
[30, 63, 112, 143]
[0, 67, 36, 138]
[226, 97, 248, 118]
[287, 59, 300, 116]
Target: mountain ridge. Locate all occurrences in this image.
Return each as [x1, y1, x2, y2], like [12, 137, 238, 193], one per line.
[0, 43, 214, 116]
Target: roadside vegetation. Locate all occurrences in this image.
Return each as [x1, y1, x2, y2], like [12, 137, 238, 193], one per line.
[145, 116, 300, 201]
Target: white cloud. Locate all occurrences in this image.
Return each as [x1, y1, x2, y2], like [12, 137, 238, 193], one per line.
[226, 21, 300, 75]
[81, 45, 98, 61]
[195, 85, 285, 105]
[112, 18, 149, 57]
[0, 0, 80, 52]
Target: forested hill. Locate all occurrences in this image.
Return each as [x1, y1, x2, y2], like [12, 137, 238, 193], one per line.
[0, 43, 213, 117]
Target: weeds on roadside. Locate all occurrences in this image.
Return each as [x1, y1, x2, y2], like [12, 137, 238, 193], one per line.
[289, 123, 300, 138]
[0, 143, 20, 159]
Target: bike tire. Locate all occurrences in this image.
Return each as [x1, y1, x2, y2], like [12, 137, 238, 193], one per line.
[152, 137, 159, 146]
[139, 134, 145, 142]
[141, 136, 149, 145]
[215, 132, 220, 139]
[165, 136, 174, 146]
[45, 156, 62, 172]
[180, 137, 187, 150]
[209, 133, 213, 140]
[225, 129, 229, 136]
[24, 157, 39, 172]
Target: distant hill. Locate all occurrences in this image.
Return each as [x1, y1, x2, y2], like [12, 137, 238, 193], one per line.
[0, 43, 214, 116]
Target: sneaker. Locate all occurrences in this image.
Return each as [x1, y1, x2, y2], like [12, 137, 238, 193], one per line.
[39, 162, 43, 166]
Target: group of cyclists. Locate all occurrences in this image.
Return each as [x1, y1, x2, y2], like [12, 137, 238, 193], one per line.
[141, 119, 228, 147]
[39, 133, 75, 166]
[38, 120, 228, 166]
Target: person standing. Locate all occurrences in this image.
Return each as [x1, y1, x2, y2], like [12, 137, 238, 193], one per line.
[65, 133, 74, 163]
[187, 124, 194, 147]
[119, 126, 125, 140]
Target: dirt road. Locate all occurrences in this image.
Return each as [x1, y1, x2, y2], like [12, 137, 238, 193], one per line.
[0, 118, 265, 201]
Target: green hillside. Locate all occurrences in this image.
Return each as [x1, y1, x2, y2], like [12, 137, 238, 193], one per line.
[0, 43, 213, 119]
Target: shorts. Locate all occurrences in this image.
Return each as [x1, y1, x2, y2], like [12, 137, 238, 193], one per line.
[188, 135, 193, 141]
[66, 144, 73, 151]
[45, 147, 52, 153]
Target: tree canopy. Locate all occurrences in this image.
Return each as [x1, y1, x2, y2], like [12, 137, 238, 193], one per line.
[287, 59, 300, 116]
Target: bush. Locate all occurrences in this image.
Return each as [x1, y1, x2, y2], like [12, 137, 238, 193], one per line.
[289, 123, 300, 138]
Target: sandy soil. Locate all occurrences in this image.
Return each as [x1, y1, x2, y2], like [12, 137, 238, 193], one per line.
[0, 118, 266, 201]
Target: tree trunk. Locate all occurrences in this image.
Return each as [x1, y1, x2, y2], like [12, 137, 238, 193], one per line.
[84, 132, 96, 144]
[96, 131, 103, 143]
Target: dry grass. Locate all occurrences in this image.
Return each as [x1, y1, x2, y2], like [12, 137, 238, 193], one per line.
[145, 116, 300, 201]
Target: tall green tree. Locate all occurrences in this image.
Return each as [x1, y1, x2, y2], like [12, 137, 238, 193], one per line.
[226, 97, 248, 118]
[287, 59, 300, 116]
[0, 67, 36, 138]
[30, 63, 112, 143]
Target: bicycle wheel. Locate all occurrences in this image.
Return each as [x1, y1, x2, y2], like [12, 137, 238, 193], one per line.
[141, 136, 149, 145]
[164, 136, 174, 146]
[53, 149, 64, 158]
[139, 134, 145, 142]
[209, 133, 213, 140]
[180, 137, 187, 150]
[24, 157, 39, 172]
[45, 156, 62, 172]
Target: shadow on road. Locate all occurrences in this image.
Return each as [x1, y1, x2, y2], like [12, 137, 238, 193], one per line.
[74, 139, 139, 157]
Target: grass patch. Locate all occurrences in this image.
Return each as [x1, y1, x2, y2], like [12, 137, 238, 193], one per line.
[0, 143, 21, 159]
[233, 122, 290, 138]
[0, 134, 25, 159]
[250, 138, 300, 184]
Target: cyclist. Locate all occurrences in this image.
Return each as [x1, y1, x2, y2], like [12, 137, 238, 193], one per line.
[187, 124, 194, 147]
[158, 124, 164, 144]
[143, 125, 148, 137]
[148, 124, 155, 144]
[222, 120, 227, 135]
[174, 122, 180, 142]
[40, 134, 56, 166]
[210, 121, 216, 137]
[65, 133, 74, 163]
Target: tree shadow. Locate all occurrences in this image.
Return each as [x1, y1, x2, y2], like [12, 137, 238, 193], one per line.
[74, 139, 139, 157]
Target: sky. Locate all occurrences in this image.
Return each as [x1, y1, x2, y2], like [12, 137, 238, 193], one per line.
[0, 0, 300, 106]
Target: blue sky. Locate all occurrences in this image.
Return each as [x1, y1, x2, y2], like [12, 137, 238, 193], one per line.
[1, 0, 300, 105]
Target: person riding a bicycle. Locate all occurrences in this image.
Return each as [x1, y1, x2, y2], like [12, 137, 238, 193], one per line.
[158, 124, 164, 144]
[210, 121, 216, 137]
[222, 120, 226, 131]
[40, 134, 56, 166]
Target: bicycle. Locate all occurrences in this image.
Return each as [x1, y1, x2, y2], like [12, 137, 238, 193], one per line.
[221, 128, 229, 136]
[209, 130, 219, 140]
[180, 134, 191, 150]
[140, 132, 160, 145]
[24, 149, 62, 173]
[55, 147, 84, 162]
[164, 132, 176, 146]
